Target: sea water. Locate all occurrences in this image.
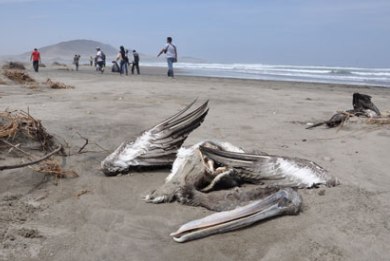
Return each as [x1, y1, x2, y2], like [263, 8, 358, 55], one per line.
[143, 62, 390, 87]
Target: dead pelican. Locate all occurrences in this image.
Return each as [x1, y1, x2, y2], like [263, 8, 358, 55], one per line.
[307, 93, 381, 129]
[143, 141, 337, 242]
[145, 140, 338, 208]
[101, 100, 209, 176]
[171, 188, 302, 243]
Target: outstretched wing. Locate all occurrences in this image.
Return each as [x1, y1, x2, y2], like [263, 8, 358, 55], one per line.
[353, 93, 381, 116]
[101, 100, 209, 175]
[199, 145, 338, 188]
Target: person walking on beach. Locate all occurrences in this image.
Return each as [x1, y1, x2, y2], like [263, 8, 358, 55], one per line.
[30, 48, 41, 72]
[89, 56, 94, 66]
[157, 37, 177, 78]
[116, 46, 128, 75]
[131, 50, 140, 75]
[95, 47, 105, 73]
[73, 54, 81, 71]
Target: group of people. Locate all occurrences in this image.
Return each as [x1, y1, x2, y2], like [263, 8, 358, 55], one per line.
[30, 36, 178, 78]
[112, 46, 140, 75]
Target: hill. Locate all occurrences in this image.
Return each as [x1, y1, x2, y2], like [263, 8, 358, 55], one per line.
[0, 39, 204, 64]
[36, 39, 118, 57]
[24, 39, 119, 63]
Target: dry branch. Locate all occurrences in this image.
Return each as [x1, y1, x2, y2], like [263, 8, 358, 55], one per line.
[0, 146, 62, 171]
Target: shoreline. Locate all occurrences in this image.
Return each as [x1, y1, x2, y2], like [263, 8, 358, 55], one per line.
[51, 64, 390, 91]
[2, 58, 389, 89]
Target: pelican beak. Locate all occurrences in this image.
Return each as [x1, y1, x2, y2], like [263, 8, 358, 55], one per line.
[170, 188, 302, 243]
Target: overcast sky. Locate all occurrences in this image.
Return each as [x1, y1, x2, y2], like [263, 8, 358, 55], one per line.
[0, 0, 389, 67]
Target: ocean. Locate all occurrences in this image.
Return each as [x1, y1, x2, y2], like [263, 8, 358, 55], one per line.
[143, 62, 390, 88]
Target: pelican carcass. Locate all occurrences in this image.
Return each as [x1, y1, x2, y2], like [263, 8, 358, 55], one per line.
[145, 140, 338, 207]
[101, 100, 209, 176]
[145, 140, 338, 242]
[307, 92, 381, 129]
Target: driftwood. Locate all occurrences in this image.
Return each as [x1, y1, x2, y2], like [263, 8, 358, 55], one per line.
[0, 146, 62, 171]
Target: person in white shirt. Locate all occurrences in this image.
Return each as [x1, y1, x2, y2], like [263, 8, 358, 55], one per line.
[157, 37, 177, 77]
[95, 47, 105, 73]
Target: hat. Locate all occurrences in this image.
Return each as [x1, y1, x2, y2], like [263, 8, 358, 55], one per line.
[96, 47, 100, 50]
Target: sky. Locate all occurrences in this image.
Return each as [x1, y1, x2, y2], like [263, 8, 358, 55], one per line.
[0, 0, 389, 67]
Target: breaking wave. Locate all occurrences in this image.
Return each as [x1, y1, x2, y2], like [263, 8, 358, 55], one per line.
[142, 62, 390, 87]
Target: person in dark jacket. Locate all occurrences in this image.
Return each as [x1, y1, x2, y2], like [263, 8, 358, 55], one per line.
[116, 46, 128, 75]
[131, 50, 140, 75]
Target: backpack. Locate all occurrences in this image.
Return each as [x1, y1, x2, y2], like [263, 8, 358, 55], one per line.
[100, 51, 106, 61]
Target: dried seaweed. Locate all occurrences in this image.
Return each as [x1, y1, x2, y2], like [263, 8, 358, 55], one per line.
[2, 62, 26, 70]
[366, 117, 390, 125]
[3, 70, 36, 84]
[46, 78, 74, 89]
[32, 158, 78, 179]
[0, 110, 55, 152]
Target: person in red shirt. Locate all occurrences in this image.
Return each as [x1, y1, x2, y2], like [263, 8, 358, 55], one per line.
[30, 48, 41, 72]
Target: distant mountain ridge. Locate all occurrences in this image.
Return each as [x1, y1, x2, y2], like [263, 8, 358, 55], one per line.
[28, 39, 118, 58]
[0, 39, 205, 64]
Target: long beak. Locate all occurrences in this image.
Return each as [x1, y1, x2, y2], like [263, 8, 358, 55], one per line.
[170, 188, 302, 243]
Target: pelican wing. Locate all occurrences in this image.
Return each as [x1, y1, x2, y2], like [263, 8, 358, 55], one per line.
[199, 145, 338, 188]
[101, 100, 209, 175]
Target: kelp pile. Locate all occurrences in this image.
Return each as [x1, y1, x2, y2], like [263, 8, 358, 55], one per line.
[3, 70, 36, 85]
[0, 110, 55, 152]
[46, 78, 74, 89]
[2, 62, 26, 70]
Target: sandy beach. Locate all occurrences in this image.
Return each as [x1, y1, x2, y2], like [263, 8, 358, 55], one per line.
[1, 64, 389, 261]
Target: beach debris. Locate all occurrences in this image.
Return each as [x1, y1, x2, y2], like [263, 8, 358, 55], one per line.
[0, 145, 62, 171]
[3, 69, 36, 84]
[31, 158, 78, 179]
[366, 116, 390, 125]
[52, 62, 67, 67]
[46, 78, 74, 89]
[0, 110, 56, 152]
[0, 110, 75, 177]
[307, 93, 384, 129]
[2, 62, 26, 70]
[76, 189, 91, 198]
[101, 99, 209, 176]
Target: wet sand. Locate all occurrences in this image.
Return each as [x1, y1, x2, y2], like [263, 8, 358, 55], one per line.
[0, 64, 390, 261]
